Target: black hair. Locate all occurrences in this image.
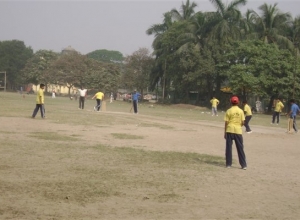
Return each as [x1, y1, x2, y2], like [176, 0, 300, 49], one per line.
[290, 99, 295, 103]
[40, 83, 45, 87]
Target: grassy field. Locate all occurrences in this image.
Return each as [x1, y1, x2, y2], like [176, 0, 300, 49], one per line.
[0, 92, 297, 219]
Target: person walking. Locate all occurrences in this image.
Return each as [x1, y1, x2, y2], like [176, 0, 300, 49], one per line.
[92, 90, 104, 111]
[224, 96, 247, 170]
[288, 99, 300, 133]
[271, 98, 284, 125]
[243, 100, 252, 133]
[32, 83, 46, 119]
[78, 86, 87, 109]
[132, 90, 141, 114]
[210, 96, 219, 116]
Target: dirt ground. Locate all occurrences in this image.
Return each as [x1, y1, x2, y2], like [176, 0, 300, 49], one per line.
[1, 109, 300, 219]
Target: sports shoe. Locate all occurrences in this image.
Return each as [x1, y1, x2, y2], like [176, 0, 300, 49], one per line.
[226, 166, 231, 168]
[242, 167, 247, 170]
[93, 106, 96, 111]
[246, 131, 252, 134]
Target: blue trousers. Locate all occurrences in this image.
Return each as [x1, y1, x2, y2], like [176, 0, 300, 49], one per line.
[225, 133, 247, 168]
[32, 104, 45, 118]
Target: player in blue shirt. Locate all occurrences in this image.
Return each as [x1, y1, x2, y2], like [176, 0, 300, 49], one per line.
[132, 90, 141, 114]
[288, 99, 300, 133]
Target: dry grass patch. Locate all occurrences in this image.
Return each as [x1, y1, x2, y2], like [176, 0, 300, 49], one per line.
[29, 132, 79, 141]
[111, 133, 144, 139]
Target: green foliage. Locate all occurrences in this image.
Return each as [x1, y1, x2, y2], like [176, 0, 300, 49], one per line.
[87, 49, 124, 63]
[0, 40, 33, 88]
[123, 48, 154, 95]
[21, 50, 59, 86]
[224, 40, 296, 98]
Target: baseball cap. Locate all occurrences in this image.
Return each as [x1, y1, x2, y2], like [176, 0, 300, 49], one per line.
[231, 96, 239, 104]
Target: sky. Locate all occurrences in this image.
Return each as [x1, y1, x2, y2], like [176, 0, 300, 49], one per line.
[1, 0, 300, 56]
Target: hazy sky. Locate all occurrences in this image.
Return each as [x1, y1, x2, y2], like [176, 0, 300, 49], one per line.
[1, 0, 299, 56]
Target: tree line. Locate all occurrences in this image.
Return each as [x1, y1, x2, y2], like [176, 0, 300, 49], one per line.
[146, 0, 300, 108]
[1, 0, 299, 110]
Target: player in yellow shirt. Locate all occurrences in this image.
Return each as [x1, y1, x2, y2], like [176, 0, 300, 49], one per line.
[32, 83, 45, 118]
[243, 100, 252, 133]
[224, 96, 247, 170]
[92, 91, 104, 111]
[210, 96, 219, 116]
[271, 98, 284, 125]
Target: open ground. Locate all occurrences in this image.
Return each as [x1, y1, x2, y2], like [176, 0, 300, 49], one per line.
[0, 92, 299, 219]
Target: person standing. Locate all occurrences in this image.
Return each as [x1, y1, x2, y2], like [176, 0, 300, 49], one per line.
[243, 100, 252, 133]
[271, 98, 284, 125]
[52, 90, 56, 98]
[224, 96, 247, 170]
[92, 91, 104, 111]
[32, 83, 46, 119]
[210, 96, 219, 116]
[288, 99, 300, 133]
[132, 90, 141, 114]
[78, 86, 87, 109]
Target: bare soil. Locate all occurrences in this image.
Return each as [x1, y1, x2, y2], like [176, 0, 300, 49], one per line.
[0, 111, 299, 219]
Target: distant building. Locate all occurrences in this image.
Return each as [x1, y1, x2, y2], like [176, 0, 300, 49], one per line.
[61, 45, 78, 55]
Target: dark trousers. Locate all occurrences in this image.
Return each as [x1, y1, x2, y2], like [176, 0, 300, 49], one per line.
[244, 115, 252, 132]
[32, 104, 45, 118]
[290, 116, 298, 132]
[95, 99, 102, 111]
[225, 133, 247, 168]
[272, 112, 280, 123]
[133, 100, 138, 113]
[79, 97, 85, 109]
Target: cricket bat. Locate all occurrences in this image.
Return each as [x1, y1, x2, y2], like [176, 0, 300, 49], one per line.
[287, 117, 293, 133]
[102, 101, 106, 111]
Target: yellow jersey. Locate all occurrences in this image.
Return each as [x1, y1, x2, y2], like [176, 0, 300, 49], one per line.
[95, 92, 104, 100]
[274, 101, 284, 112]
[243, 104, 252, 116]
[36, 88, 44, 104]
[210, 98, 219, 107]
[224, 106, 245, 134]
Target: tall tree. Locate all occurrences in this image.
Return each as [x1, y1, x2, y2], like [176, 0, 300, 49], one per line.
[171, 0, 198, 21]
[0, 40, 33, 89]
[123, 48, 154, 96]
[21, 50, 59, 88]
[249, 3, 293, 49]
[208, 0, 247, 43]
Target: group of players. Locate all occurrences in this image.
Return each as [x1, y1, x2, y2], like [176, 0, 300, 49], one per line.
[31, 84, 298, 170]
[211, 96, 300, 170]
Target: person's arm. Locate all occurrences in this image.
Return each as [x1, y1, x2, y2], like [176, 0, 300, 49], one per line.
[224, 121, 228, 139]
[92, 94, 96, 99]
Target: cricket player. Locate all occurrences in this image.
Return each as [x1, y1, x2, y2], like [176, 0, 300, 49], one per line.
[224, 96, 247, 170]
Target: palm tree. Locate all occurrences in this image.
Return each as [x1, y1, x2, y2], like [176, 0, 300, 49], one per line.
[208, 0, 247, 43]
[171, 0, 198, 21]
[249, 3, 293, 49]
[146, 12, 174, 99]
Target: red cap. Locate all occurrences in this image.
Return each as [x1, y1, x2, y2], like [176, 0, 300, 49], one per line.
[231, 96, 239, 104]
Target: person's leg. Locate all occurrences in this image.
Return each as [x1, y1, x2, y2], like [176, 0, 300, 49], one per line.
[32, 104, 39, 118]
[211, 107, 214, 116]
[96, 99, 101, 111]
[215, 107, 218, 116]
[272, 112, 276, 123]
[234, 134, 247, 168]
[244, 116, 252, 132]
[82, 97, 85, 109]
[79, 97, 82, 109]
[276, 112, 280, 124]
[225, 133, 233, 167]
[40, 105, 45, 118]
[133, 100, 138, 113]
